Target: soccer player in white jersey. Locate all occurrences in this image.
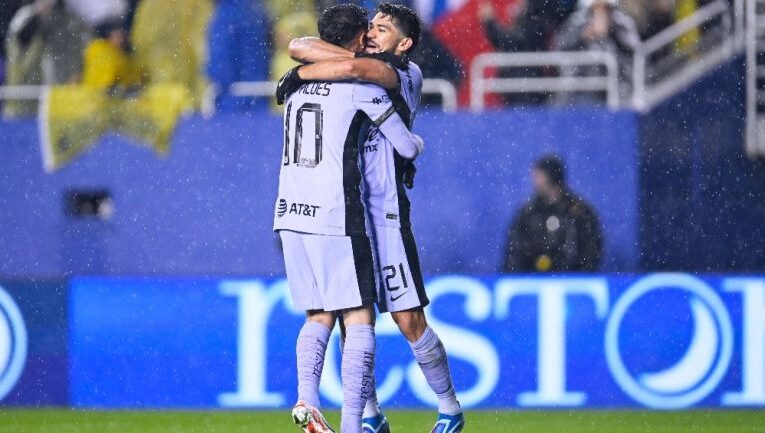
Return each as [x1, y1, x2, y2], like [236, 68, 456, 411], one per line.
[283, 4, 465, 433]
[274, 5, 425, 433]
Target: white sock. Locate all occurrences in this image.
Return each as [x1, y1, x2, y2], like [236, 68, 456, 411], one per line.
[409, 326, 461, 415]
[362, 397, 381, 419]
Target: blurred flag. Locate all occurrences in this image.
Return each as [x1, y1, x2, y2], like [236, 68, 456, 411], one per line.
[414, 0, 470, 24]
[39, 84, 193, 172]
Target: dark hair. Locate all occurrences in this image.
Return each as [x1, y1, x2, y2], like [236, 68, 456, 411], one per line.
[94, 18, 125, 39]
[377, 2, 422, 53]
[535, 155, 566, 186]
[318, 4, 368, 48]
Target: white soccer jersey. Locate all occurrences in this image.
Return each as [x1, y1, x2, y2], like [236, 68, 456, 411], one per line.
[361, 62, 423, 228]
[274, 80, 418, 236]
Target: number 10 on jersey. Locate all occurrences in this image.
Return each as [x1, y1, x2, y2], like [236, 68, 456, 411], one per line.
[284, 102, 324, 168]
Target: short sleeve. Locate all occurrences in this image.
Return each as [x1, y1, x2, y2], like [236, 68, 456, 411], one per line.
[352, 83, 396, 127]
[399, 62, 423, 113]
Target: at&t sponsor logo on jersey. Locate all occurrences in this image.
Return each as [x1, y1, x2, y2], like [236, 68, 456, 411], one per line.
[277, 199, 321, 218]
[219, 274, 765, 410]
[0, 285, 27, 401]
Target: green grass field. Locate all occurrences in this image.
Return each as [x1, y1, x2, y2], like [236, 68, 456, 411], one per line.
[1, 409, 764, 433]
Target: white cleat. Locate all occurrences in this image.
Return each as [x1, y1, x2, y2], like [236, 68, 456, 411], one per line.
[291, 400, 336, 433]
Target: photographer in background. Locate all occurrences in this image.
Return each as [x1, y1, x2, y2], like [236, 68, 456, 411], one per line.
[503, 155, 603, 273]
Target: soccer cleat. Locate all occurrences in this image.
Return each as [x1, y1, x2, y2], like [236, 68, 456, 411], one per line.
[362, 412, 390, 433]
[429, 412, 465, 433]
[291, 400, 336, 433]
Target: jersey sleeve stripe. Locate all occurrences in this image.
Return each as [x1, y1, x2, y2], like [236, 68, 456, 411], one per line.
[373, 105, 396, 127]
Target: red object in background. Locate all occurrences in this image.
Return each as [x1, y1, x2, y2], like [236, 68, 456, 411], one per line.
[431, 0, 520, 108]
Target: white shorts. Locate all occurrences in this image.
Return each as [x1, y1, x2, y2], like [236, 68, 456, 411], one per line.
[279, 230, 378, 312]
[370, 225, 429, 313]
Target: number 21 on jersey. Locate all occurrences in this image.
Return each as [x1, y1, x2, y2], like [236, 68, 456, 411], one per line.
[284, 101, 324, 168]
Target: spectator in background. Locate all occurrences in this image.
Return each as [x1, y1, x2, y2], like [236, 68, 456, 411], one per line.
[407, 26, 464, 106]
[270, 10, 316, 109]
[0, 0, 25, 84]
[479, 0, 546, 104]
[622, 0, 676, 40]
[82, 18, 141, 89]
[130, 0, 213, 109]
[539, 0, 578, 29]
[502, 155, 603, 273]
[207, 0, 271, 111]
[265, 0, 313, 22]
[64, 0, 127, 28]
[553, 0, 639, 104]
[479, 0, 546, 53]
[4, 0, 90, 117]
[124, 0, 140, 34]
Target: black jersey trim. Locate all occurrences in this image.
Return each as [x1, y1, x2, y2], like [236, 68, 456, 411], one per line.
[388, 87, 413, 227]
[388, 88, 411, 128]
[351, 235, 378, 307]
[343, 111, 369, 235]
[393, 154, 412, 226]
[400, 226, 429, 308]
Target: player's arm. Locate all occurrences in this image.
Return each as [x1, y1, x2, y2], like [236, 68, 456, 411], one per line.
[297, 58, 400, 90]
[354, 85, 422, 159]
[376, 110, 423, 160]
[289, 37, 354, 64]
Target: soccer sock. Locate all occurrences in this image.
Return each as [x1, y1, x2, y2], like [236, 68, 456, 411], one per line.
[296, 321, 331, 408]
[409, 326, 461, 415]
[342, 333, 381, 419]
[362, 381, 381, 419]
[341, 324, 376, 433]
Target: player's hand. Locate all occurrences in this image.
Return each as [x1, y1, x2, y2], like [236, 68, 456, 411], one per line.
[402, 161, 417, 189]
[275, 66, 305, 105]
[355, 51, 409, 71]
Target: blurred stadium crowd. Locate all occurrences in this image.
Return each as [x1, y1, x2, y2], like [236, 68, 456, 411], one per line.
[0, 0, 722, 115]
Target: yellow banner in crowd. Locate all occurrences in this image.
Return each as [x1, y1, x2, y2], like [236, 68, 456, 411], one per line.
[39, 83, 193, 172]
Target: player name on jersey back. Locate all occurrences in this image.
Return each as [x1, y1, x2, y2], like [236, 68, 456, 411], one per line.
[274, 80, 401, 236]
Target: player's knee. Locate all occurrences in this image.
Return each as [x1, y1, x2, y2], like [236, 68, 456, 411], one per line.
[393, 309, 427, 342]
[342, 305, 375, 326]
[306, 311, 336, 329]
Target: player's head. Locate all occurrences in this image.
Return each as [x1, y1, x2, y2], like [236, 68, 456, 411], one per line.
[318, 4, 369, 52]
[366, 2, 421, 56]
[95, 18, 127, 49]
[533, 155, 566, 198]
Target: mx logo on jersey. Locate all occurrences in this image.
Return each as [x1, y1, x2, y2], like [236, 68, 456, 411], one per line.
[605, 274, 733, 409]
[0, 284, 27, 401]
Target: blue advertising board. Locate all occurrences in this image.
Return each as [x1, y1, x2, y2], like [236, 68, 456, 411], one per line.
[68, 274, 765, 410]
[0, 281, 69, 406]
[0, 108, 639, 279]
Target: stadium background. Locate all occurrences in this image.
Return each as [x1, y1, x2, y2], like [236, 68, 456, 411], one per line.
[1, 0, 765, 432]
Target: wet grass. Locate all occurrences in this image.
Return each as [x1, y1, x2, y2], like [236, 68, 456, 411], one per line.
[0, 409, 763, 433]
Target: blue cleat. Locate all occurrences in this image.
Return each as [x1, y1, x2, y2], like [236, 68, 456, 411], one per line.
[429, 412, 464, 433]
[362, 412, 390, 433]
